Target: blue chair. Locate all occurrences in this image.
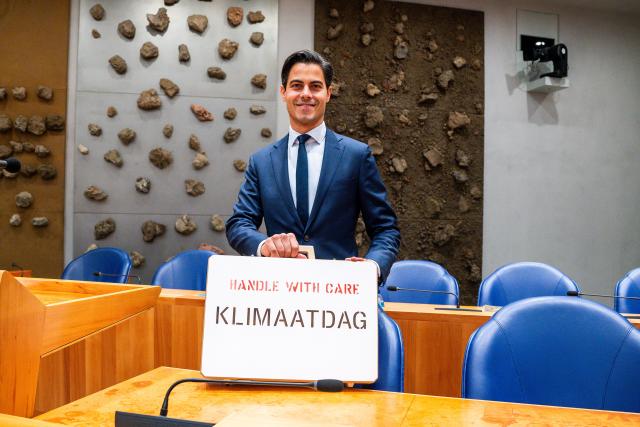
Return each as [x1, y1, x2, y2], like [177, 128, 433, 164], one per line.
[62, 247, 132, 283]
[379, 260, 459, 305]
[462, 296, 640, 412]
[358, 309, 404, 392]
[151, 250, 215, 291]
[615, 268, 640, 314]
[477, 262, 579, 306]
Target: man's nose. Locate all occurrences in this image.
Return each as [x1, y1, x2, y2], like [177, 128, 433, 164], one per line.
[301, 85, 312, 97]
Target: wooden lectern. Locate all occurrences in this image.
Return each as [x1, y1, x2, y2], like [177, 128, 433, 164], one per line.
[0, 270, 160, 418]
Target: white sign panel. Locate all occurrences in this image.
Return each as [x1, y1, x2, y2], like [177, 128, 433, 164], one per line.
[201, 256, 379, 382]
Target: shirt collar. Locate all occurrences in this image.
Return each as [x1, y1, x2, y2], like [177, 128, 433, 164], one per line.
[288, 122, 326, 147]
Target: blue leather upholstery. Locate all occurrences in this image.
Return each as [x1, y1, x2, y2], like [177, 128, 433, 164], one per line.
[358, 309, 404, 392]
[462, 296, 640, 412]
[477, 262, 579, 306]
[615, 268, 640, 314]
[62, 247, 132, 283]
[379, 260, 459, 305]
[151, 250, 215, 291]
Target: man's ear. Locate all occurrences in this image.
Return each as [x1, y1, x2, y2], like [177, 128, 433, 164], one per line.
[326, 84, 332, 103]
[279, 84, 286, 101]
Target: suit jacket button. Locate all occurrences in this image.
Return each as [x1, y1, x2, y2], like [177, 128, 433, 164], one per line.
[304, 235, 310, 241]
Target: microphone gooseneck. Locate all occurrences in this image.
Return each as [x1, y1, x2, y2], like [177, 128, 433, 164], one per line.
[387, 285, 460, 308]
[93, 271, 142, 284]
[566, 290, 640, 301]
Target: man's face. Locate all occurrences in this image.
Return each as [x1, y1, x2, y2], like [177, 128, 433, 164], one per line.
[280, 62, 331, 133]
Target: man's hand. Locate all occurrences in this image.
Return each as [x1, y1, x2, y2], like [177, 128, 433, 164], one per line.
[345, 256, 367, 262]
[261, 233, 307, 258]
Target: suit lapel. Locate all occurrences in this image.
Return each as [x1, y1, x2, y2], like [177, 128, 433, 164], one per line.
[270, 134, 303, 228]
[306, 129, 345, 232]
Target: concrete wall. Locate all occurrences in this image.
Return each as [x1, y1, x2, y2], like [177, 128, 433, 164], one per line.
[278, 0, 640, 300]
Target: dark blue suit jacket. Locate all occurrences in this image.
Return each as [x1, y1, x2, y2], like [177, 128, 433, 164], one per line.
[226, 129, 400, 279]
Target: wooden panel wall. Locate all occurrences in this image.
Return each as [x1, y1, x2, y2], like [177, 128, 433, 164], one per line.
[0, 0, 70, 278]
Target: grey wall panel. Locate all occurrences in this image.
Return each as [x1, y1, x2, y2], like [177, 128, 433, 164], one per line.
[78, 0, 278, 100]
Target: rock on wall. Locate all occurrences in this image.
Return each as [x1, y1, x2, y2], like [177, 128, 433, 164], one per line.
[315, 1, 484, 304]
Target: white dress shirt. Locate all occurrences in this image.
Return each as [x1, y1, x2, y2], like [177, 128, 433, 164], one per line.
[287, 122, 326, 213]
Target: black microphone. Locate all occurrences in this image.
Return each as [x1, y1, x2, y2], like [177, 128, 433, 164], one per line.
[160, 378, 344, 417]
[0, 158, 21, 173]
[386, 285, 483, 312]
[93, 271, 142, 284]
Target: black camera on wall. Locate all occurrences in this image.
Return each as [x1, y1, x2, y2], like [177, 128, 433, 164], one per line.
[521, 35, 568, 78]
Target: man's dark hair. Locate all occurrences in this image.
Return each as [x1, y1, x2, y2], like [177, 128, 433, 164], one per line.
[281, 49, 333, 88]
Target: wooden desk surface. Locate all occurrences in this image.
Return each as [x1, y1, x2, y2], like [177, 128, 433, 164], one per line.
[36, 366, 640, 426]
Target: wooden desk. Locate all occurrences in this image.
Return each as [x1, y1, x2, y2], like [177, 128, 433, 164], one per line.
[35, 366, 640, 426]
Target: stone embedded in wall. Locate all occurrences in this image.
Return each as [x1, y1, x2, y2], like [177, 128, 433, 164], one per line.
[363, 0, 375, 13]
[163, 124, 173, 138]
[12, 87, 26, 100]
[90, 4, 105, 20]
[329, 80, 345, 97]
[365, 83, 380, 97]
[37, 163, 57, 180]
[452, 169, 468, 183]
[3, 169, 18, 179]
[218, 39, 239, 59]
[107, 106, 118, 117]
[470, 184, 482, 199]
[188, 14, 208, 33]
[109, 55, 127, 74]
[32, 217, 49, 228]
[227, 7, 243, 26]
[190, 104, 213, 121]
[117, 20, 136, 39]
[0, 144, 12, 158]
[94, 218, 116, 240]
[37, 85, 53, 101]
[34, 144, 51, 158]
[0, 88, 5, 99]
[135, 177, 151, 193]
[453, 56, 467, 69]
[210, 214, 225, 232]
[118, 128, 136, 145]
[456, 149, 471, 167]
[14, 115, 28, 132]
[137, 89, 162, 110]
[261, 128, 272, 138]
[423, 149, 443, 170]
[385, 71, 405, 91]
[9, 213, 21, 227]
[147, 8, 170, 33]
[92, 29, 101, 38]
[437, 69, 455, 90]
[329, 8, 339, 18]
[175, 215, 197, 235]
[432, 223, 455, 246]
[224, 108, 237, 120]
[0, 114, 11, 132]
[249, 105, 266, 115]
[250, 32, 264, 46]
[104, 149, 123, 167]
[394, 22, 404, 35]
[21, 164, 37, 177]
[45, 114, 65, 131]
[247, 10, 265, 23]
[251, 74, 267, 89]
[224, 128, 241, 143]
[178, 44, 190, 62]
[185, 179, 205, 196]
[9, 141, 23, 153]
[23, 143, 35, 153]
[188, 134, 201, 151]
[140, 41, 159, 59]
[28, 116, 46, 135]
[364, 105, 384, 128]
[367, 137, 383, 156]
[361, 34, 372, 46]
[88, 123, 102, 136]
[78, 144, 89, 155]
[428, 39, 438, 53]
[397, 110, 411, 125]
[471, 59, 482, 71]
[142, 220, 166, 242]
[390, 156, 407, 174]
[192, 152, 209, 170]
[130, 251, 145, 268]
[149, 147, 173, 169]
[327, 24, 343, 40]
[207, 67, 226, 80]
[84, 185, 108, 201]
[233, 159, 247, 172]
[447, 111, 470, 130]
[394, 36, 409, 59]
[15, 191, 33, 208]
[159, 78, 179, 98]
[458, 195, 470, 213]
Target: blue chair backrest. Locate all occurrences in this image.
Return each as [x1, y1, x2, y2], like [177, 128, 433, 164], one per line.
[615, 267, 640, 314]
[462, 296, 640, 412]
[477, 262, 579, 306]
[358, 309, 404, 392]
[62, 247, 132, 283]
[151, 250, 215, 290]
[379, 260, 459, 305]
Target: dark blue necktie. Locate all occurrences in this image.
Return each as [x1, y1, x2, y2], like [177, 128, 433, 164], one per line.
[296, 134, 312, 227]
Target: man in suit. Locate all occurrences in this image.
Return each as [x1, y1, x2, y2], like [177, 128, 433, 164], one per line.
[226, 50, 400, 279]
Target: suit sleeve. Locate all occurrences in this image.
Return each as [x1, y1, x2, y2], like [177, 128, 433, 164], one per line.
[225, 155, 268, 256]
[358, 147, 401, 280]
